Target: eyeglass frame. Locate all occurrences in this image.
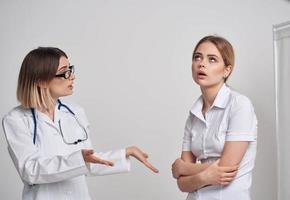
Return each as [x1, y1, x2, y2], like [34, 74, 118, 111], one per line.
[58, 115, 88, 145]
[55, 65, 75, 79]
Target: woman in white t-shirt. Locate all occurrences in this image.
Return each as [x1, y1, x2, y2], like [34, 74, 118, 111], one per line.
[171, 35, 257, 200]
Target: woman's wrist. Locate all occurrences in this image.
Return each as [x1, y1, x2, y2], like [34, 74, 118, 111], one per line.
[182, 162, 193, 176]
[125, 146, 135, 157]
[197, 170, 209, 187]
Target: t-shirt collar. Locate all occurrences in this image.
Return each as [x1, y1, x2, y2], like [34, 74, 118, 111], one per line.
[190, 84, 231, 118]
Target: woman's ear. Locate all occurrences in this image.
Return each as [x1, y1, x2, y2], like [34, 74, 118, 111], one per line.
[37, 81, 48, 89]
[224, 65, 233, 78]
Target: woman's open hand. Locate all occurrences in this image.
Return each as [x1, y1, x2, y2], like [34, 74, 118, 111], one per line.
[126, 146, 159, 173]
[82, 149, 114, 166]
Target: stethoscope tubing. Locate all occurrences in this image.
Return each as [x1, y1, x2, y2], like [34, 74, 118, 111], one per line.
[31, 99, 78, 145]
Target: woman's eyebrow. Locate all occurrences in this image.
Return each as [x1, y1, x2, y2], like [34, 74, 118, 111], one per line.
[207, 54, 219, 58]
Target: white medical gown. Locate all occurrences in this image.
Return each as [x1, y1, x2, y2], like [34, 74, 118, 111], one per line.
[2, 101, 130, 200]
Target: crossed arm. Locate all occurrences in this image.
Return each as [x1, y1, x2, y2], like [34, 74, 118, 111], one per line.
[172, 141, 249, 192]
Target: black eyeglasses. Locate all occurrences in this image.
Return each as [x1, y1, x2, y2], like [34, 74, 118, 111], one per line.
[55, 65, 75, 79]
[58, 117, 88, 145]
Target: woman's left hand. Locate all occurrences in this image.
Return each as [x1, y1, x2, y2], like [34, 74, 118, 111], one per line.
[126, 146, 159, 173]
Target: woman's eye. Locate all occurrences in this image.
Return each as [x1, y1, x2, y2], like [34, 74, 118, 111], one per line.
[193, 55, 202, 61]
[209, 57, 217, 63]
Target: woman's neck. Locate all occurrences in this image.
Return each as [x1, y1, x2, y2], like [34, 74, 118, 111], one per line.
[38, 99, 57, 121]
[200, 82, 224, 113]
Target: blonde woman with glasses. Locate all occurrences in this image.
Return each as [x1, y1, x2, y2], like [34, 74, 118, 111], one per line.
[2, 47, 158, 200]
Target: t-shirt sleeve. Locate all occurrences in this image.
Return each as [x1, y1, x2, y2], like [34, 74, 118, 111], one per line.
[182, 114, 193, 151]
[226, 95, 258, 142]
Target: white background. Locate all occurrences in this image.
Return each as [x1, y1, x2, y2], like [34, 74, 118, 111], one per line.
[1, 0, 290, 199]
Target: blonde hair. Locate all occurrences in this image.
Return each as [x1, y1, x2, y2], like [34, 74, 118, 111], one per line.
[193, 35, 235, 82]
[17, 47, 68, 109]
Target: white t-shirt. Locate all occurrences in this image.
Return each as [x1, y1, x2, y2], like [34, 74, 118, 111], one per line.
[182, 84, 257, 200]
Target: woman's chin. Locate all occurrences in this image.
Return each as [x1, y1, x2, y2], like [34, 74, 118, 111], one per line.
[61, 91, 73, 97]
[194, 79, 208, 86]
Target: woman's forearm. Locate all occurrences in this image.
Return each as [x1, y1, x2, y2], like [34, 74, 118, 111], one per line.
[184, 162, 210, 176]
[177, 173, 208, 192]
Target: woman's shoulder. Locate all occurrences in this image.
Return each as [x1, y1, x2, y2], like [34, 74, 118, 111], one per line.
[58, 99, 86, 116]
[229, 89, 254, 109]
[3, 105, 31, 120]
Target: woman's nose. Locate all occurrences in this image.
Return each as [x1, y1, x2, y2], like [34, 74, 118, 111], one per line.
[70, 73, 75, 80]
[199, 59, 206, 68]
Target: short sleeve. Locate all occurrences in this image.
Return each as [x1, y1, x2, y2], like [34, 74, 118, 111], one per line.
[182, 114, 193, 151]
[226, 95, 258, 142]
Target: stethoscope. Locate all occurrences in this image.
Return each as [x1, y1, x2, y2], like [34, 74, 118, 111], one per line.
[31, 99, 88, 145]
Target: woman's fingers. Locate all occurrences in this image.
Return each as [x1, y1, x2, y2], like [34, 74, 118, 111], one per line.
[89, 155, 114, 166]
[82, 149, 114, 166]
[215, 159, 238, 173]
[142, 152, 149, 158]
[205, 160, 239, 186]
[222, 171, 237, 178]
[138, 155, 159, 173]
[220, 165, 238, 173]
[221, 177, 235, 182]
[171, 161, 178, 178]
[143, 160, 159, 173]
[131, 147, 159, 173]
[94, 158, 114, 167]
[171, 158, 184, 179]
[219, 175, 236, 186]
[220, 180, 232, 186]
[217, 166, 239, 186]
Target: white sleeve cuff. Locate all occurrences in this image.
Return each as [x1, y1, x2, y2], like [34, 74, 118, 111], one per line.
[226, 132, 257, 142]
[86, 149, 131, 176]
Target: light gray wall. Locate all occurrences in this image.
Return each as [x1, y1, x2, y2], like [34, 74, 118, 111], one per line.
[0, 0, 289, 199]
[274, 22, 290, 200]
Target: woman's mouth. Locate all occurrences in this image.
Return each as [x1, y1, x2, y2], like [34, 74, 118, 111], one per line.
[197, 72, 207, 79]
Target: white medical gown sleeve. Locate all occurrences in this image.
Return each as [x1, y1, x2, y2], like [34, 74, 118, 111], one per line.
[182, 114, 193, 151]
[226, 95, 258, 142]
[86, 149, 131, 176]
[2, 114, 88, 185]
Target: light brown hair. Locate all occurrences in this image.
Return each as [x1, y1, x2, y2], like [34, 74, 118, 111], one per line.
[17, 47, 68, 109]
